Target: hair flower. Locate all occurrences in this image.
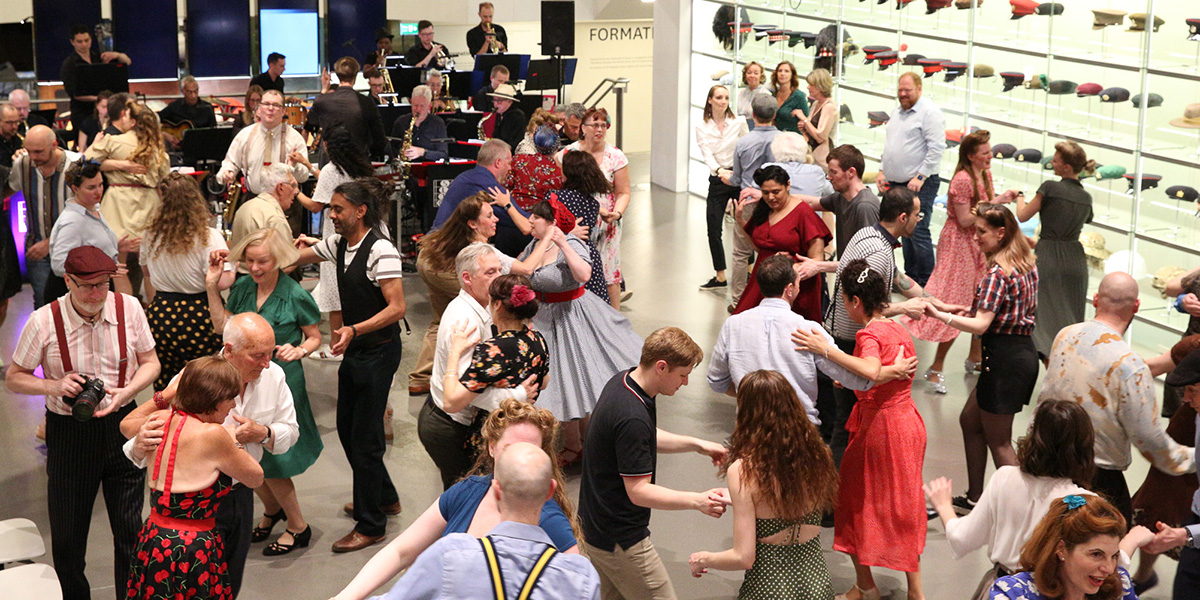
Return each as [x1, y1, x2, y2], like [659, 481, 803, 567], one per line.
[510, 285, 536, 307]
[1062, 495, 1086, 510]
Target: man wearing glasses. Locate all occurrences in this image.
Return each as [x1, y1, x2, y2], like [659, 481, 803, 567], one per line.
[404, 20, 451, 69]
[7, 245, 160, 600]
[218, 89, 310, 196]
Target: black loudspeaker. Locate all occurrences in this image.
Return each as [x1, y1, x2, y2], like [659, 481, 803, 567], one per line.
[541, 1, 575, 56]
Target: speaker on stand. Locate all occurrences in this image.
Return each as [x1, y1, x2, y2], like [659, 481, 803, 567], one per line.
[541, 1, 574, 103]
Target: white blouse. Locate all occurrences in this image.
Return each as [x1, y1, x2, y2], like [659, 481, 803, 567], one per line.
[694, 116, 748, 175]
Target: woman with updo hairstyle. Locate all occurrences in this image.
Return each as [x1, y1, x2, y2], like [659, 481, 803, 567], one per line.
[440, 274, 550, 414]
[737, 61, 771, 123]
[990, 494, 1153, 600]
[793, 258, 928, 600]
[47, 158, 138, 299]
[507, 124, 565, 211]
[1015, 140, 1096, 360]
[544, 148, 612, 301]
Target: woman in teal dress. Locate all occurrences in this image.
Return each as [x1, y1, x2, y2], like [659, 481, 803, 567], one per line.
[206, 226, 323, 556]
[770, 61, 810, 134]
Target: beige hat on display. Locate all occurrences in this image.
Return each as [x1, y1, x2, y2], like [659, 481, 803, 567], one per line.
[1091, 9, 1126, 30]
[1128, 13, 1165, 33]
[1153, 266, 1187, 294]
[1170, 104, 1200, 128]
[1079, 231, 1112, 270]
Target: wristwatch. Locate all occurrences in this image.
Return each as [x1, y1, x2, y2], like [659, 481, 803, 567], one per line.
[1187, 528, 1196, 548]
[915, 174, 926, 183]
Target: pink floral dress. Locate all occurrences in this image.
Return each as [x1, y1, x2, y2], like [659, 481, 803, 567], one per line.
[565, 142, 628, 285]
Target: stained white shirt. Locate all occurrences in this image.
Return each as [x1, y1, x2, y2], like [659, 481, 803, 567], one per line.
[217, 122, 310, 194]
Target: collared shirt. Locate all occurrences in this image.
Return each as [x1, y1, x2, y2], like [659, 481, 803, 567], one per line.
[881, 95, 946, 181]
[229, 193, 291, 274]
[708, 298, 871, 424]
[217, 122, 310, 194]
[432, 289, 526, 425]
[391, 112, 449, 162]
[731, 125, 778, 189]
[736, 85, 771, 123]
[371, 521, 600, 600]
[694, 116, 748, 175]
[48, 202, 119, 276]
[8, 149, 81, 244]
[826, 224, 899, 340]
[1039, 320, 1194, 474]
[12, 291, 156, 415]
[974, 264, 1038, 336]
[764, 161, 834, 197]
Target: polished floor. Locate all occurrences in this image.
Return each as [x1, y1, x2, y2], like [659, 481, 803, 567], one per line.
[0, 154, 1178, 599]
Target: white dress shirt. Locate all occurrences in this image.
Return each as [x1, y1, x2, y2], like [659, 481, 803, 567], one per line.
[432, 289, 527, 425]
[695, 116, 749, 175]
[217, 122, 310, 194]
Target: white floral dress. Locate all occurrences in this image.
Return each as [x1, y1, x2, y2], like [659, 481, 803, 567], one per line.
[565, 142, 628, 285]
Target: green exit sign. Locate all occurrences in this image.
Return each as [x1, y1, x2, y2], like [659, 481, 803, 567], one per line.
[398, 22, 419, 35]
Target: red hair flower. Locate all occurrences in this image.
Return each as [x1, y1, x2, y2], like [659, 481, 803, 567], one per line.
[510, 285, 536, 307]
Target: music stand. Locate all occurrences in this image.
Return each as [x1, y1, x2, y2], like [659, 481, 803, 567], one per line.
[445, 70, 472, 99]
[472, 54, 529, 95]
[378, 104, 413, 135]
[181, 127, 234, 169]
[76, 63, 129, 96]
[389, 66, 423, 99]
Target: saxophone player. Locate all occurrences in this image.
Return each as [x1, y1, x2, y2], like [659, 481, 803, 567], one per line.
[390, 86, 448, 162]
[467, 2, 508, 56]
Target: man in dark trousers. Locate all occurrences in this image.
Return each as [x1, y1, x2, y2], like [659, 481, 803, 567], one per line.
[295, 179, 407, 553]
[306, 56, 387, 160]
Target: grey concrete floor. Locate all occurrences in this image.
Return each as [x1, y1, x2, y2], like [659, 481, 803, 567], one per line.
[0, 153, 1177, 599]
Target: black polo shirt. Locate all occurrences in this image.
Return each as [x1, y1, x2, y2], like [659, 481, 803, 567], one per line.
[579, 368, 657, 551]
[249, 72, 285, 94]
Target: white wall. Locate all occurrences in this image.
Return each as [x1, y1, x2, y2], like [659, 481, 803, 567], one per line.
[0, 0, 32, 24]
[650, 0, 688, 191]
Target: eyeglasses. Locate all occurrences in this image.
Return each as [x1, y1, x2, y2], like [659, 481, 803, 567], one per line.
[583, 122, 610, 129]
[260, 101, 284, 110]
[68, 275, 112, 292]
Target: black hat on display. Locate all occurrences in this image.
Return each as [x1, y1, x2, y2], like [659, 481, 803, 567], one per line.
[1188, 18, 1200, 41]
[1092, 9, 1126, 29]
[1099, 87, 1130, 103]
[800, 32, 818, 48]
[1046, 80, 1077, 95]
[973, 64, 995, 78]
[868, 111, 891, 128]
[903, 54, 927, 66]
[863, 46, 892, 64]
[1014, 148, 1043, 163]
[752, 24, 777, 32]
[943, 62, 968, 82]
[1076, 82, 1103, 97]
[1167, 185, 1200, 202]
[1000, 72, 1025, 92]
[840, 104, 854, 123]
[1132, 93, 1164, 108]
[1124, 173, 1162, 192]
[1128, 13, 1165, 33]
[877, 51, 900, 69]
[1035, 3, 1063, 16]
[992, 143, 1017, 159]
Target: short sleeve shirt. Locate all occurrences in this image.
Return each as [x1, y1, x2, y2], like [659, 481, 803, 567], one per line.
[313, 232, 404, 285]
[437, 475, 578, 551]
[974, 264, 1038, 335]
[820, 188, 881, 257]
[578, 369, 657, 551]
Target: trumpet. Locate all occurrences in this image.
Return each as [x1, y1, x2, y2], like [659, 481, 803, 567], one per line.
[484, 24, 503, 53]
[381, 66, 395, 96]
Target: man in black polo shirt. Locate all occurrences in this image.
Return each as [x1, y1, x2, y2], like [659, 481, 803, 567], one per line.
[250, 53, 287, 94]
[579, 326, 728, 600]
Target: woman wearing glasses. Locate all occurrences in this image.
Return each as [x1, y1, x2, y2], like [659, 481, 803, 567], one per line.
[47, 159, 139, 299]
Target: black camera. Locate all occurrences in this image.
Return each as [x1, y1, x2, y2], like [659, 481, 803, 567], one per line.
[64, 376, 106, 422]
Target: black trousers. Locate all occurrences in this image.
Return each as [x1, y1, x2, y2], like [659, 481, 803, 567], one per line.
[1175, 513, 1200, 600]
[214, 484, 254, 599]
[45, 404, 144, 600]
[705, 175, 739, 272]
[417, 398, 484, 491]
[1092, 466, 1133, 529]
[829, 336, 858, 467]
[337, 337, 403, 537]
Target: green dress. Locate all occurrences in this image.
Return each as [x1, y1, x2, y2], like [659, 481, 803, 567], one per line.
[773, 89, 810, 135]
[738, 511, 833, 600]
[226, 274, 324, 479]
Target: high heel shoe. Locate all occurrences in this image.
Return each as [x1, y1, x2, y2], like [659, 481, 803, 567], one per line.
[924, 369, 947, 394]
[964, 359, 982, 373]
[263, 525, 312, 556]
[835, 585, 882, 600]
[251, 509, 286, 543]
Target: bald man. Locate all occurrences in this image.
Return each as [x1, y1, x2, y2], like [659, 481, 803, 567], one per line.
[372, 442, 600, 599]
[0, 104, 22, 168]
[8, 125, 81, 307]
[8, 89, 50, 137]
[1039, 271, 1196, 525]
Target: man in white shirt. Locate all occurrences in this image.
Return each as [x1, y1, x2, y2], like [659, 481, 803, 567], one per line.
[419, 242, 536, 489]
[218, 89, 310, 195]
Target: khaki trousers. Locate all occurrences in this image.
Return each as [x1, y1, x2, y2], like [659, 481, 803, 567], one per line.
[409, 250, 462, 387]
[586, 538, 677, 600]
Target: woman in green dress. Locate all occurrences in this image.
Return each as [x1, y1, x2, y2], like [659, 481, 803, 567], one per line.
[206, 226, 323, 556]
[770, 61, 810, 135]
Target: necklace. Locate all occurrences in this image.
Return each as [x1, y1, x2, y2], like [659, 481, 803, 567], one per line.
[865, 315, 888, 327]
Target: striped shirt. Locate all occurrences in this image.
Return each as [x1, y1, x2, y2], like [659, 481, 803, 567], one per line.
[825, 224, 900, 340]
[974, 264, 1038, 336]
[313, 231, 404, 284]
[8, 150, 81, 243]
[11, 292, 156, 415]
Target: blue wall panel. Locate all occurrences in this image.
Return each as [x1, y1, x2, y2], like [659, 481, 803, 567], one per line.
[113, 0, 178, 79]
[188, 0, 251, 78]
[327, 0, 387, 64]
[33, 0, 102, 81]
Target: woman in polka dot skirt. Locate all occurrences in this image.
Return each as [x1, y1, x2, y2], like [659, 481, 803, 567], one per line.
[688, 370, 840, 600]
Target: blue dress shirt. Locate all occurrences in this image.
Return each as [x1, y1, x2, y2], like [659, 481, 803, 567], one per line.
[432, 165, 531, 256]
[880, 95, 946, 182]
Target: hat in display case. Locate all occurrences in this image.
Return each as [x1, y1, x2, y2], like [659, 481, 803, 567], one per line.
[1099, 87, 1130, 103]
[992, 143, 1017, 158]
[868, 111, 891, 128]
[973, 64, 995, 78]
[1000, 72, 1025, 92]
[767, 30, 790, 44]
[1128, 13, 1165, 33]
[943, 62, 968, 82]
[1079, 232, 1112, 263]
[903, 54, 926, 66]
[1124, 173, 1162, 192]
[1105, 249, 1147, 279]
[1092, 9, 1127, 29]
[919, 58, 947, 77]
[1046, 80, 1077, 95]
[752, 24, 777, 32]
[1132, 93, 1164, 109]
[877, 51, 900, 69]
[1076, 82, 1103, 97]
[728, 21, 754, 34]
[863, 46, 892, 64]
[1010, 0, 1037, 19]
[1014, 148, 1043, 163]
[1095, 164, 1126, 180]
[1035, 3, 1063, 16]
[1040, 156, 1055, 170]
[1024, 74, 1048, 90]
[955, 0, 982, 8]
[840, 104, 854, 123]
[1188, 18, 1200, 41]
[1169, 103, 1200, 128]
[926, 0, 953, 14]
[1153, 266, 1188, 294]
[799, 32, 818, 48]
[1167, 185, 1200, 202]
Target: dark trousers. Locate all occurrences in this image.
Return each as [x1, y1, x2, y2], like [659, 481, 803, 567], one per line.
[1092, 466, 1133, 529]
[337, 337, 403, 536]
[705, 175, 739, 272]
[830, 336, 858, 467]
[417, 398, 484, 490]
[896, 174, 940, 287]
[214, 484, 254, 599]
[1175, 513, 1200, 600]
[45, 404, 144, 600]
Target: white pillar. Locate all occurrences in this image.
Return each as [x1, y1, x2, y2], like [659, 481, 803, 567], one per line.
[650, 0, 689, 192]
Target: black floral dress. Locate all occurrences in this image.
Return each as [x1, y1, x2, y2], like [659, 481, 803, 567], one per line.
[461, 326, 550, 392]
[127, 411, 234, 600]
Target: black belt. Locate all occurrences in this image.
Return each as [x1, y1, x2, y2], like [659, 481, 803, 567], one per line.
[154, 291, 207, 301]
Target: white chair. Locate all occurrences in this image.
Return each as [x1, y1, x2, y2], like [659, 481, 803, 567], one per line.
[0, 563, 62, 600]
[0, 518, 46, 565]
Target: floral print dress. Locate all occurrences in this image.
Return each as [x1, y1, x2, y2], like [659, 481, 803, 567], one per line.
[565, 142, 629, 285]
[460, 325, 551, 393]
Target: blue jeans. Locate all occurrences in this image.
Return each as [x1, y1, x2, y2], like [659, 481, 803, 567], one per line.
[26, 255, 52, 309]
[895, 175, 940, 287]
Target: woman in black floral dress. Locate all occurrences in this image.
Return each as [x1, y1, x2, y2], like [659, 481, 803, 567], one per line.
[127, 356, 264, 600]
[442, 274, 551, 408]
[544, 150, 610, 303]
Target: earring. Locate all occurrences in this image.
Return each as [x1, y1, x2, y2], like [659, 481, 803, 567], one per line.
[1057, 554, 1065, 561]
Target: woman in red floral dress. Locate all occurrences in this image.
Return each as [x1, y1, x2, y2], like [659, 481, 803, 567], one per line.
[506, 126, 564, 211]
[126, 357, 264, 600]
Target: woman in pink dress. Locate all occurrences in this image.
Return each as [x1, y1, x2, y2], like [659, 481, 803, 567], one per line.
[794, 259, 928, 600]
[904, 131, 1019, 393]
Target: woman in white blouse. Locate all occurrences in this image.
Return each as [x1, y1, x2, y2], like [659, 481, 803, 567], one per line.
[735, 62, 770, 124]
[924, 399, 1097, 600]
[695, 84, 748, 291]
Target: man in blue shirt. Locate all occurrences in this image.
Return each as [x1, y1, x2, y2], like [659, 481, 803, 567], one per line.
[432, 138, 531, 257]
[370, 442, 600, 600]
[723, 94, 780, 310]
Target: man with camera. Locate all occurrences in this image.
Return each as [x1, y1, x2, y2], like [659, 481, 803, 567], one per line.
[6, 245, 160, 600]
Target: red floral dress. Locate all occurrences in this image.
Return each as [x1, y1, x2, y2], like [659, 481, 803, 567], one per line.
[506, 154, 564, 211]
[127, 411, 233, 600]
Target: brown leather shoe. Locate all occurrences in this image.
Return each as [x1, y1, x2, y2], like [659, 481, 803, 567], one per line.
[343, 501, 402, 516]
[408, 383, 430, 396]
[331, 530, 385, 553]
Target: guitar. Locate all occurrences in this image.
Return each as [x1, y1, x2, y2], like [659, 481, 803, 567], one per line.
[161, 120, 195, 143]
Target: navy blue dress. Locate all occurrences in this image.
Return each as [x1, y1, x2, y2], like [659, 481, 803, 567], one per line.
[544, 188, 609, 302]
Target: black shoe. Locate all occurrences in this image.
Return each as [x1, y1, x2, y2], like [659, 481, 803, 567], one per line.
[251, 509, 286, 543]
[951, 495, 977, 516]
[263, 526, 312, 556]
[699, 277, 728, 290]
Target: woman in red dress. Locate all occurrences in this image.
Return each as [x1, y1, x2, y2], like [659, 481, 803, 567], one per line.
[733, 164, 830, 320]
[794, 259, 928, 600]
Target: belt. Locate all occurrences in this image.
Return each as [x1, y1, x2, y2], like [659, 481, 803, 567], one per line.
[538, 287, 584, 303]
[153, 291, 207, 301]
[149, 511, 215, 532]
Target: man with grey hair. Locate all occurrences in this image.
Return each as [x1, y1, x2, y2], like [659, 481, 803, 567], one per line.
[432, 138, 531, 257]
[229, 163, 297, 262]
[561, 101, 587, 144]
[159, 75, 217, 149]
[371, 442, 601, 599]
[8, 89, 50, 136]
[418, 242, 537, 488]
[389, 84, 448, 162]
[121, 312, 298, 598]
[218, 88, 310, 194]
[1039, 271, 1195, 525]
[0, 104, 22, 167]
[720, 94, 779, 311]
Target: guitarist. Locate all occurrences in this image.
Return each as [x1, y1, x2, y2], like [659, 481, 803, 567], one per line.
[159, 76, 217, 149]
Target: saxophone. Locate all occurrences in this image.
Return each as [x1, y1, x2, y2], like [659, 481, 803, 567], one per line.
[477, 112, 494, 140]
[222, 176, 243, 236]
[399, 113, 417, 178]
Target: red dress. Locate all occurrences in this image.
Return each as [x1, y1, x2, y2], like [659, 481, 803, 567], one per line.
[506, 154, 564, 211]
[733, 201, 831, 321]
[833, 320, 927, 572]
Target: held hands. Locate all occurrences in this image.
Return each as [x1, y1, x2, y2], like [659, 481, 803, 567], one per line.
[288, 150, 312, 170]
[295, 234, 320, 249]
[206, 249, 229, 288]
[1142, 522, 1191, 554]
[994, 190, 1021, 204]
[688, 552, 711, 578]
[696, 488, 728, 518]
[894, 297, 926, 320]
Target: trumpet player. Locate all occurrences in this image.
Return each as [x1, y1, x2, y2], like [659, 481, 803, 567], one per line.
[390, 86, 448, 162]
[404, 20, 451, 70]
[467, 2, 508, 56]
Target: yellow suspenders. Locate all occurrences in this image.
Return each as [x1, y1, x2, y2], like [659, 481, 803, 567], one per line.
[480, 536, 558, 600]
